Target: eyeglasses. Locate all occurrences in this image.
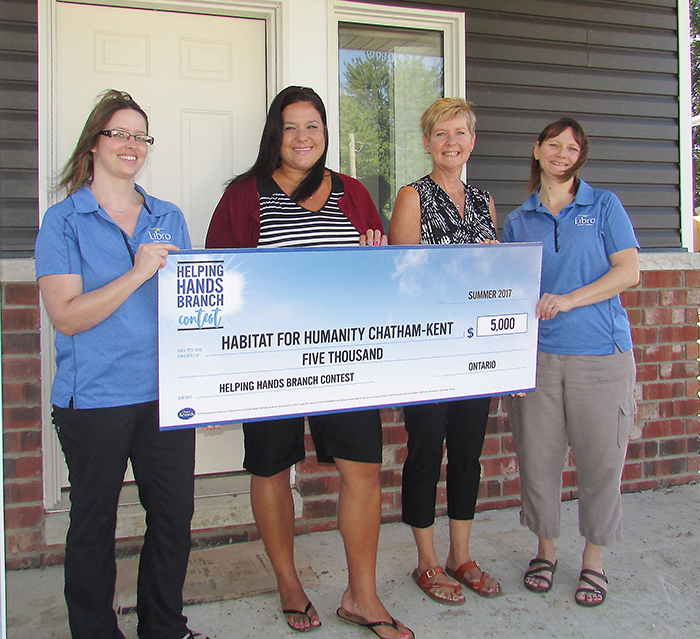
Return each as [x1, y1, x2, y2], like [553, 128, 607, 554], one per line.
[100, 129, 154, 145]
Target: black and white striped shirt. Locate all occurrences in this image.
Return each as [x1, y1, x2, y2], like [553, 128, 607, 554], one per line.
[258, 173, 360, 248]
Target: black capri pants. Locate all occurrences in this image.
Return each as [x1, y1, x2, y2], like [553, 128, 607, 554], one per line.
[401, 397, 491, 528]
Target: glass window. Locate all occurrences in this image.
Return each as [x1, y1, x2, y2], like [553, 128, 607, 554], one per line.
[339, 23, 444, 226]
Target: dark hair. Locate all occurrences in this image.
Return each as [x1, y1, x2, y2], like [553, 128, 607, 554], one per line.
[231, 86, 328, 202]
[57, 89, 149, 195]
[526, 117, 589, 195]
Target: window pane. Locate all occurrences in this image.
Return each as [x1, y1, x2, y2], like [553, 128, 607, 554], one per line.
[339, 23, 444, 227]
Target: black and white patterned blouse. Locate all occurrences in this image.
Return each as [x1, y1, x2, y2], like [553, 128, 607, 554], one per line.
[257, 173, 360, 248]
[411, 175, 497, 245]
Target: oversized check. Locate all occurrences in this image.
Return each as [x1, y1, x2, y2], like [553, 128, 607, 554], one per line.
[158, 243, 542, 429]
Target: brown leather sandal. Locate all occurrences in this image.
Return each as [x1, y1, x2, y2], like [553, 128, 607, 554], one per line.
[446, 560, 503, 598]
[575, 569, 608, 607]
[524, 558, 558, 593]
[412, 567, 465, 605]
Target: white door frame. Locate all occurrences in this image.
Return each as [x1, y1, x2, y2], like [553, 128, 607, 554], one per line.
[37, 0, 283, 508]
[326, 1, 466, 170]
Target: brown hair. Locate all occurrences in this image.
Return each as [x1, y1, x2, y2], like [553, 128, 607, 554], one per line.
[57, 89, 149, 195]
[526, 117, 589, 194]
[420, 97, 476, 138]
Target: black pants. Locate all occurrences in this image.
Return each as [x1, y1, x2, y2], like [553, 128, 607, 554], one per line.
[401, 397, 491, 528]
[53, 401, 195, 639]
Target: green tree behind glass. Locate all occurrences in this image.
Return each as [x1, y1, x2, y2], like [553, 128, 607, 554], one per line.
[339, 51, 442, 222]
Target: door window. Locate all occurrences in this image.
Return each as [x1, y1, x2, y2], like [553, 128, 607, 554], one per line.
[339, 23, 443, 224]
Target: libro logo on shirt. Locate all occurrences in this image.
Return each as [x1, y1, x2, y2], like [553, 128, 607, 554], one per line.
[575, 215, 596, 227]
[148, 227, 172, 242]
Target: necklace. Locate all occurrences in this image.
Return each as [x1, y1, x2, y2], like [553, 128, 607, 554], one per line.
[431, 174, 464, 211]
[99, 195, 139, 214]
[541, 194, 572, 217]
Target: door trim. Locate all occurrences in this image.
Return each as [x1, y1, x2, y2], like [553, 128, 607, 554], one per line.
[326, 1, 466, 169]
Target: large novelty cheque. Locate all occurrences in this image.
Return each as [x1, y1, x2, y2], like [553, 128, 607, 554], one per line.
[158, 243, 542, 430]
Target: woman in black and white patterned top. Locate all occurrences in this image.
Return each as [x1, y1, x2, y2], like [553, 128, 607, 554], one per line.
[389, 98, 501, 605]
[409, 176, 495, 245]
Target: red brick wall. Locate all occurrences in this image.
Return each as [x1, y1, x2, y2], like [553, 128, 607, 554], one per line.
[2, 281, 44, 569]
[3, 269, 700, 566]
[621, 270, 700, 487]
[289, 268, 700, 528]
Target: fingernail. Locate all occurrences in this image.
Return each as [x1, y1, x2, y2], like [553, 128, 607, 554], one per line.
[375, 240, 380, 246]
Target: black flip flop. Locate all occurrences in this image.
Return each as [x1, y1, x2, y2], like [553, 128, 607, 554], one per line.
[283, 601, 322, 632]
[336, 607, 414, 639]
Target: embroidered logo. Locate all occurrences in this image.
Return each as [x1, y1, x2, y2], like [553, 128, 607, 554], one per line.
[574, 215, 596, 227]
[148, 227, 172, 242]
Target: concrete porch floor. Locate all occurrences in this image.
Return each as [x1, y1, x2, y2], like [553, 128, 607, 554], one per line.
[6, 482, 700, 639]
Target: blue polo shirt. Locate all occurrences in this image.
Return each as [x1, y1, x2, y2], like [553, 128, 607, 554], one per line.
[35, 184, 191, 409]
[502, 180, 639, 356]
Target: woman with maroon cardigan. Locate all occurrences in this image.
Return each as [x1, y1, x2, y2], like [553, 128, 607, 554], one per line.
[206, 86, 413, 639]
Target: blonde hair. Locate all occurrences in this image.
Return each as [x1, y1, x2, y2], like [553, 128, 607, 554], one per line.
[57, 89, 149, 195]
[420, 98, 476, 138]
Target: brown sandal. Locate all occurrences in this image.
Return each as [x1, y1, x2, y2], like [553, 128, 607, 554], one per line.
[446, 560, 503, 598]
[524, 558, 558, 593]
[575, 569, 608, 607]
[412, 567, 465, 605]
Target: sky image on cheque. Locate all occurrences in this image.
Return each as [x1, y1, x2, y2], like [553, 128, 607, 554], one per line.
[158, 242, 543, 429]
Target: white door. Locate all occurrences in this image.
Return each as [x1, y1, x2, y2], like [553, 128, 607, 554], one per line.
[55, 2, 268, 478]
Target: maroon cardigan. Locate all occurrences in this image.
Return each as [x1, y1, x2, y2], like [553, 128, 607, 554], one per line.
[205, 172, 382, 249]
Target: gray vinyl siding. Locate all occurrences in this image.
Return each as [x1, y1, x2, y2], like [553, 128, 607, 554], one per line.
[466, 0, 679, 248]
[0, 0, 38, 257]
[374, 0, 682, 249]
[0, 0, 684, 254]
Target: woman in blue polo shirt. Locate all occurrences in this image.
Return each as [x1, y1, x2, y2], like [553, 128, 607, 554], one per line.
[502, 118, 639, 608]
[35, 90, 205, 639]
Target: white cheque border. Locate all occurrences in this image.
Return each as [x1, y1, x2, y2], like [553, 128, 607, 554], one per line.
[158, 242, 542, 429]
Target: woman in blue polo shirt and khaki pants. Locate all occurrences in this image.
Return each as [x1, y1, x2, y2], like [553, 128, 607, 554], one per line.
[35, 90, 206, 639]
[503, 118, 639, 608]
